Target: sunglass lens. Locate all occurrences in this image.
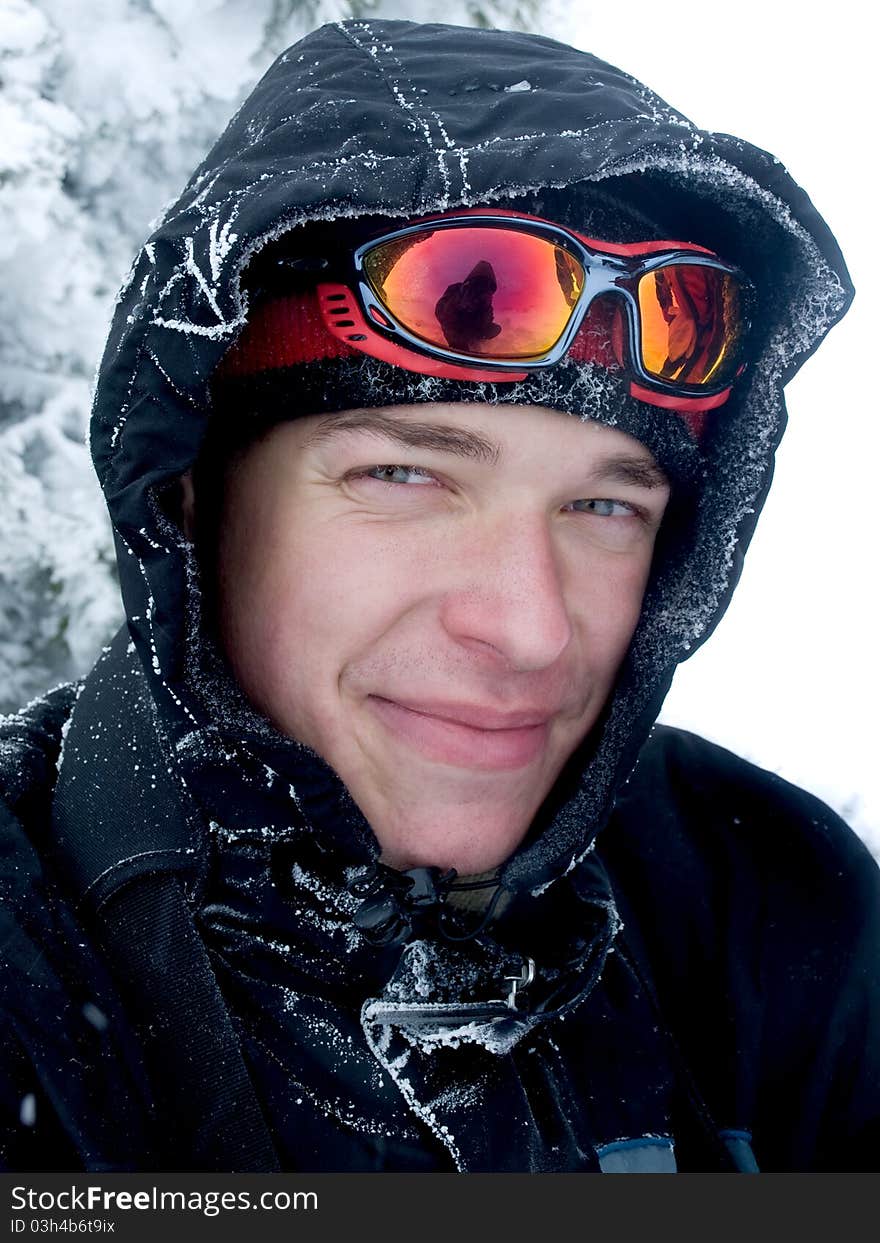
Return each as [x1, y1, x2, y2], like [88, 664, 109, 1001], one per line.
[637, 264, 746, 387]
[362, 227, 585, 358]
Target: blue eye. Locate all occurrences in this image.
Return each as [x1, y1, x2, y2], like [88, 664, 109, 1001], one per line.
[569, 498, 635, 517]
[366, 465, 436, 485]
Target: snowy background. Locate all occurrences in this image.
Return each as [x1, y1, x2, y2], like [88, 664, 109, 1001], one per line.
[1, 0, 877, 856]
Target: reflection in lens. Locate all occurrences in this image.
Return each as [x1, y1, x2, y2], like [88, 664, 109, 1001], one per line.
[638, 265, 743, 386]
[434, 260, 503, 352]
[362, 227, 584, 357]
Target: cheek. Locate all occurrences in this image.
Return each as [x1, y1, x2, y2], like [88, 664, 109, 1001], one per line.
[216, 498, 313, 714]
[266, 526, 427, 651]
[570, 547, 654, 671]
[219, 514, 426, 718]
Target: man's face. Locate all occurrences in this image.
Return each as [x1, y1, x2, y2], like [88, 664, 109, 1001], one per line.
[215, 402, 669, 874]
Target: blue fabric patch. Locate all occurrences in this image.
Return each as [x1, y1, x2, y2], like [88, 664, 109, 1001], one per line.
[719, 1130, 760, 1173]
[597, 1136, 677, 1173]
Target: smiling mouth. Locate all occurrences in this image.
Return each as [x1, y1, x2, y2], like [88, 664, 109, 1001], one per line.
[367, 695, 552, 770]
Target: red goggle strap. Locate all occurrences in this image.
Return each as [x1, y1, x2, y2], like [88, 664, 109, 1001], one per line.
[317, 280, 732, 420]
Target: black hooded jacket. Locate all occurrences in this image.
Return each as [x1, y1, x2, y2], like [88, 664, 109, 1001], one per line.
[1, 20, 878, 1173]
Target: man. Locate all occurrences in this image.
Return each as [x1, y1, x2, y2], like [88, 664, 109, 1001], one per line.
[1, 19, 877, 1173]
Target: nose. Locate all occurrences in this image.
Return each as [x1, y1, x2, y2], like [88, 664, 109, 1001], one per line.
[439, 513, 574, 672]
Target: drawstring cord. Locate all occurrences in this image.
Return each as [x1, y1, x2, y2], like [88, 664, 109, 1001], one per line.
[347, 863, 506, 947]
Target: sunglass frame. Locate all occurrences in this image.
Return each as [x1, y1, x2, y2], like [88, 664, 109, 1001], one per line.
[351, 213, 751, 399]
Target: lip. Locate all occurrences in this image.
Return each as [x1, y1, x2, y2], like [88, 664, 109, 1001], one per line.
[367, 695, 553, 770]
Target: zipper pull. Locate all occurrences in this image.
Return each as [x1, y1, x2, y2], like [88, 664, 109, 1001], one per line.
[504, 957, 536, 1010]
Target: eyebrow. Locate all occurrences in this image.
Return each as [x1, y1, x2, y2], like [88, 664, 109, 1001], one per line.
[304, 410, 500, 464]
[590, 456, 670, 491]
[305, 409, 668, 489]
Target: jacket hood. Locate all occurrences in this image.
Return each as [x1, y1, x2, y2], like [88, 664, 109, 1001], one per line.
[89, 19, 853, 894]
